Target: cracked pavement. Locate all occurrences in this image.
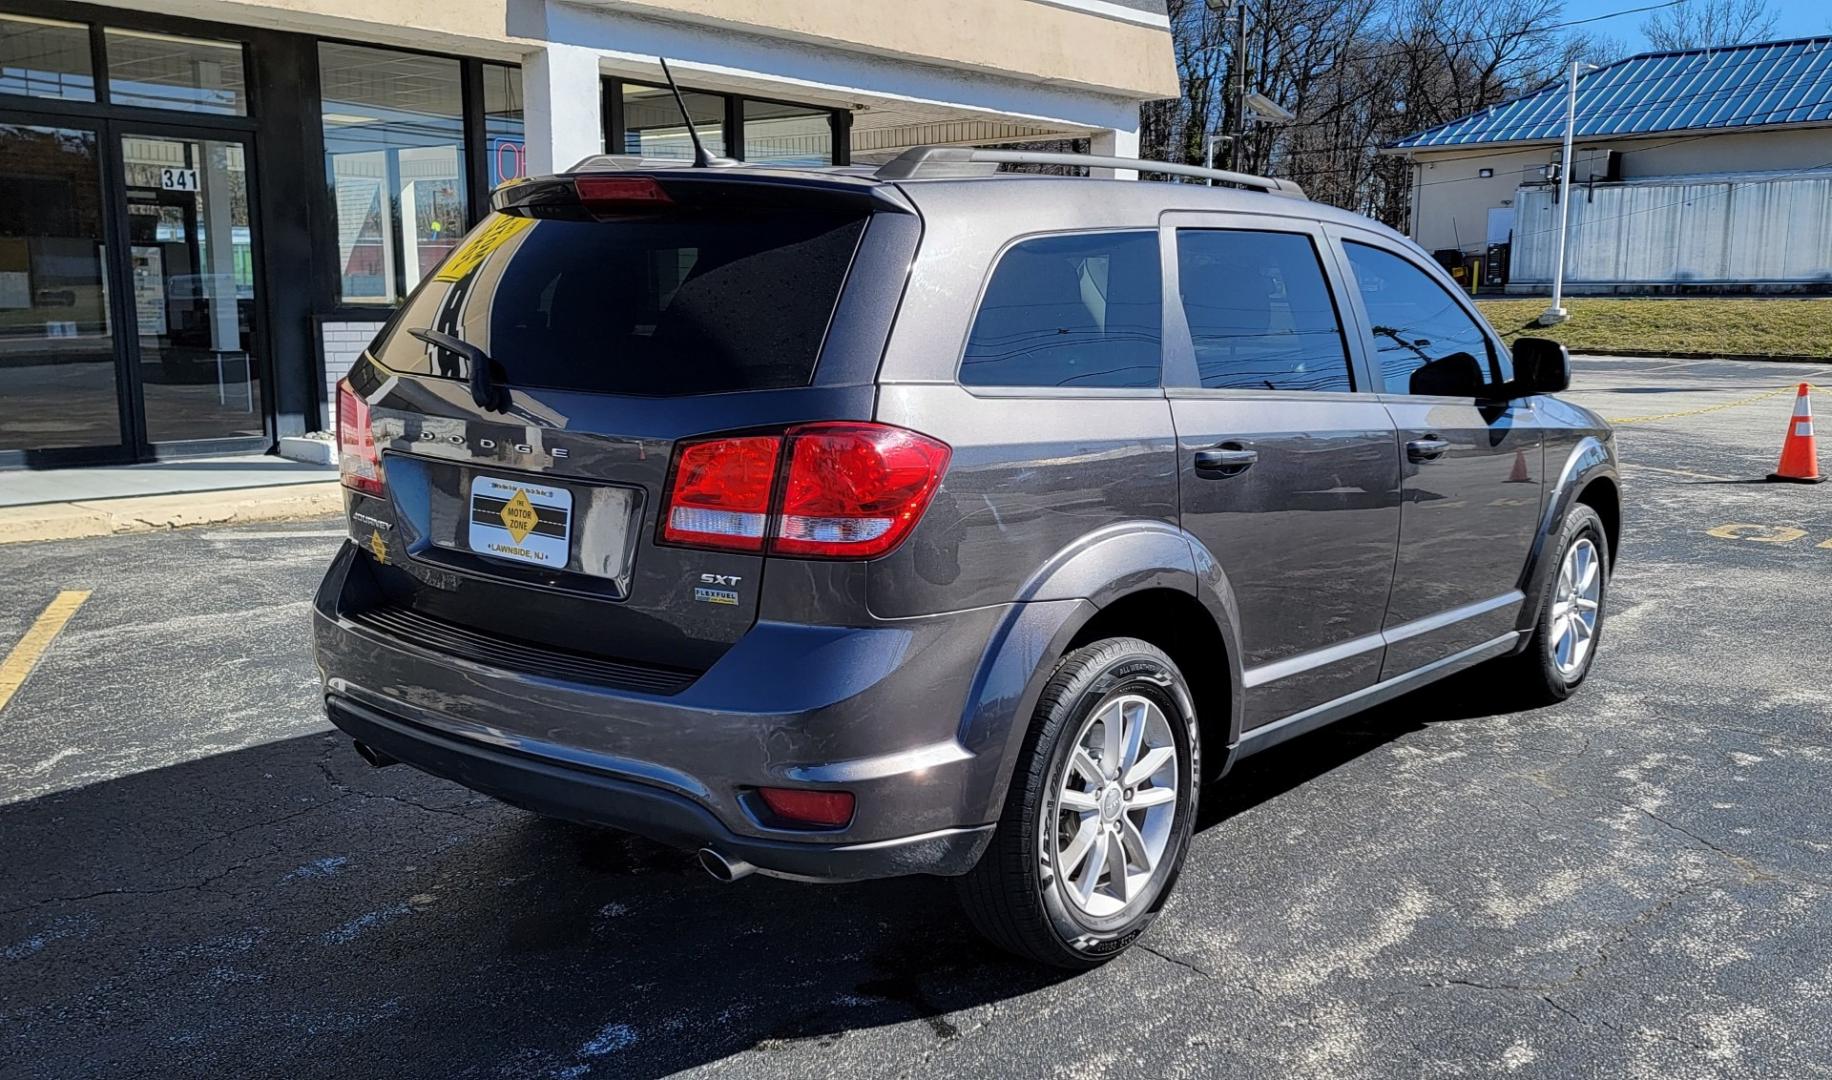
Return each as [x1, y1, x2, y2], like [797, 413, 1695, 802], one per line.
[2, 357, 1830, 1079]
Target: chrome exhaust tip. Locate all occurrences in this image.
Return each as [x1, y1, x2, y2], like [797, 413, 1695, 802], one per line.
[697, 847, 755, 883]
[352, 740, 398, 769]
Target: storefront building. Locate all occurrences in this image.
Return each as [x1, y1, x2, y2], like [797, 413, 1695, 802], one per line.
[0, 0, 1174, 468]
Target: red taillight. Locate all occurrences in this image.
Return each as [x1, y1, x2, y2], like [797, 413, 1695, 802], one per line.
[574, 175, 671, 209]
[758, 787, 855, 828]
[773, 423, 951, 558]
[660, 423, 950, 560]
[661, 435, 782, 552]
[336, 379, 383, 497]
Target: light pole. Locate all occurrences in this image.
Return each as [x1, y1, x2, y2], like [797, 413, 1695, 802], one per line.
[1540, 61, 1601, 326]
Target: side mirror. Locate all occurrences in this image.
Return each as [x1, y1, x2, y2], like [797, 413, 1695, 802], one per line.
[1512, 337, 1571, 395]
[1408, 352, 1486, 397]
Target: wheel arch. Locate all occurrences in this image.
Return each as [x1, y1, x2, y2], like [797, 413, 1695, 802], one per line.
[956, 522, 1246, 826]
[1517, 435, 1619, 634]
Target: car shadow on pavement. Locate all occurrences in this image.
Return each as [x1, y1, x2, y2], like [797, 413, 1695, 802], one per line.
[1, 668, 1520, 1078]
[1, 731, 1066, 1078]
[1198, 664, 1522, 832]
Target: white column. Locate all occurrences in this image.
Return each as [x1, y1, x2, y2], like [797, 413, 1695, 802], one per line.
[523, 44, 603, 176]
[1090, 126, 1139, 181]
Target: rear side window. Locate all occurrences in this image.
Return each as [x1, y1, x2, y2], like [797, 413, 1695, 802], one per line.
[370, 208, 866, 396]
[1342, 241, 1503, 394]
[960, 231, 1162, 389]
[1176, 229, 1353, 392]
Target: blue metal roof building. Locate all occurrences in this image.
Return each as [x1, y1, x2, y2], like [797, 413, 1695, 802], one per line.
[1393, 36, 1832, 148]
[1387, 37, 1832, 294]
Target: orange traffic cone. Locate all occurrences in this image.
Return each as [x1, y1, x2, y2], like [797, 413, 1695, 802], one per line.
[1767, 383, 1825, 484]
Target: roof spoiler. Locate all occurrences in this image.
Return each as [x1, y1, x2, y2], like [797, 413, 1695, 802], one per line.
[873, 147, 1308, 199]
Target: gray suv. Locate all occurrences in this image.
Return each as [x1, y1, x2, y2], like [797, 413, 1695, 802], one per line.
[313, 147, 1619, 968]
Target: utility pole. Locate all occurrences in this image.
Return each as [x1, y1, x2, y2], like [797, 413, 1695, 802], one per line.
[1541, 61, 1599, 326]
[1204, 0, 1248, 172]
[1231, 0, 1247, 171]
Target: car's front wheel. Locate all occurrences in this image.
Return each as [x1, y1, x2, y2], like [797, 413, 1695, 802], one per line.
[1502, 503, 1610, 704]
[957, 637, 1199, 968]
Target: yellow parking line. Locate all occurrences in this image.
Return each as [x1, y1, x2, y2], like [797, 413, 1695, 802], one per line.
[0, 590, 91, 714]
[1604, 383, 1809, 426]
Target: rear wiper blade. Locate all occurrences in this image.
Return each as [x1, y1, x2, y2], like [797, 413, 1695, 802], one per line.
[409, 327, 508, 412]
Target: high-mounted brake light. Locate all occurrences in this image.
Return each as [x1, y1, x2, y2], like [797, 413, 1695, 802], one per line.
[573, 175, 671, 208]
[659, 423, 951, 560]
[661, 435, 782, 552]
[336, 379, 383, 497]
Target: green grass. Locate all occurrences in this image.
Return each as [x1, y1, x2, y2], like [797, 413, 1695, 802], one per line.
[1474, 298, 1832, 360]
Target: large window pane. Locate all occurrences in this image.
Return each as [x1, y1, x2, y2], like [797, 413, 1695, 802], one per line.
[961, 231, 1162, 389]
[0, 124, 121, 453]
[620, 83, 724, 160]
[743, 99, 832, 166]
[1177, 230, 1352, 392]
[0, 14, 94, 102]
[483, 63, 524, 188]
[319, 43, 466, 305]
[104, 29, 246, 115]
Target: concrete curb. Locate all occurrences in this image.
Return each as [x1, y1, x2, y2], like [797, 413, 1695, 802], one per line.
[0, 483, 343, 546]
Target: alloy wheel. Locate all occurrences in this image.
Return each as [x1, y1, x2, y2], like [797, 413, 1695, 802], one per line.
[1549, 536, 1602, 678]
[1044, 693, 1179, 919]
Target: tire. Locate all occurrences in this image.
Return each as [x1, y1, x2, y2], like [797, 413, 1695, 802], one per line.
[1500, 503, 1610, 705]
[957, 637, 1200, 969]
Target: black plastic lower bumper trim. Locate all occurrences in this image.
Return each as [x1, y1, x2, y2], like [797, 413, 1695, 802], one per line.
[324, 695, 991, 881]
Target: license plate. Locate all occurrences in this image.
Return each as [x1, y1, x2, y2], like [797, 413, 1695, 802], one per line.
[467, 476, 571, 568]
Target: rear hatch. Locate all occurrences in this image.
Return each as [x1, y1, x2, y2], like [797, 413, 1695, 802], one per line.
[340, 169, 919, 686]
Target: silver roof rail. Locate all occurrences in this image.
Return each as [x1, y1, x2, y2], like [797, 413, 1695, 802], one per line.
[873, 147, 1308, 199]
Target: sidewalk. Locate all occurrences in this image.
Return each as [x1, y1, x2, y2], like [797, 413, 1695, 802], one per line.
[1, 455, 342, 545]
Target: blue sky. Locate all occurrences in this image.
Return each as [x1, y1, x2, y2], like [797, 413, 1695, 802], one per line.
[1563, 0, 1829, 52]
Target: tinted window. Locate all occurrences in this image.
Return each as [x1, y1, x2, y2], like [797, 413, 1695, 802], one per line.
[962, 231, 1162, 389]
[1177, 230, 1352, 392]
[370, 209, 866, 396]
[1344, 242, 1500, 395]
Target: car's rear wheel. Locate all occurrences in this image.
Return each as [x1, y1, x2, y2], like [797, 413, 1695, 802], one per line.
[957, 637, 1199, 968]
[1501, 503, 1609, 704]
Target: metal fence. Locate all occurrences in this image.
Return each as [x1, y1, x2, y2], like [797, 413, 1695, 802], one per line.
[1510, 173, 1832, 286]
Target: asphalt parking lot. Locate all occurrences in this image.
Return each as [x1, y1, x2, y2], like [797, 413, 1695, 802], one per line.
[3, 355, 1830, 1079]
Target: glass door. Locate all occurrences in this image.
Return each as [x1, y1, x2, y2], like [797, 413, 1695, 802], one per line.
[0, 119, 127, 464]
[117, 130, 265, 450]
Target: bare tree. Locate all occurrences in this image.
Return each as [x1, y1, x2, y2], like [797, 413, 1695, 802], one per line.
[1640, 0, 1779, 50]
[1133, 0, 1616, 227]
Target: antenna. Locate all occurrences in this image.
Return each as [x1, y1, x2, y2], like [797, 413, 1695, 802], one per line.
[657, 58, 730, 168]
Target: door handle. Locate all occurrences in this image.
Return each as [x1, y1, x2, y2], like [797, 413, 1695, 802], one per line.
[1407, 437, 1450, 463]
[1194, 445, 1258, 477]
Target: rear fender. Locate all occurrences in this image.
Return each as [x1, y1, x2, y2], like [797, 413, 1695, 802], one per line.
[955, 522, 1245, 824]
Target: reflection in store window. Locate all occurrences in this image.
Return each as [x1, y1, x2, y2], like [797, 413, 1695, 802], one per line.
[104, 29, 246, 115]
[742, 99, 832, 166]
[0, 123, 122, 453]
[318, 42, 465, 305]
[483, 63, 524, 189]
[620, 83, 724, 159]
[120, 134, 263, 443]
[0, 14, 95, 102]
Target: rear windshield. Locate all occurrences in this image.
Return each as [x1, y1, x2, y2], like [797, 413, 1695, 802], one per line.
[369, 208, 867, 396]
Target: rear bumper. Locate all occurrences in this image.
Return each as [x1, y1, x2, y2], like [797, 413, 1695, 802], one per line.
[326, 694, 991, 881]
[311, 542, 1013, 881]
